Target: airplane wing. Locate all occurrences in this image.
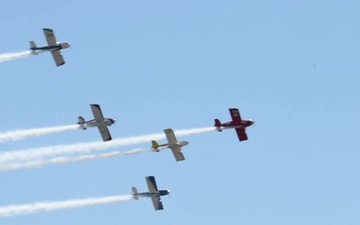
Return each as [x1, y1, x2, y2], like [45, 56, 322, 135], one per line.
[146, 176, 165, 210]
[164, 128, 178, 144]
[146, 176, 159, 193]
[51, 50, 65, 66]
[91, 104, 111, 141]
[229, 108, 242, 122]
[90, 104, 105, 122]
[169, 145, 185, 162]
[43, 28, 57, 46]
[97, 124, 112, 142]
[164, 129, 185, 161]
[235, 127, 248, 141]
[151, 196, 164, 210]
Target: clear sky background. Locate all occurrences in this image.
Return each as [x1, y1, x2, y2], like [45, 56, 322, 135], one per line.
[0, 0, 359, 224]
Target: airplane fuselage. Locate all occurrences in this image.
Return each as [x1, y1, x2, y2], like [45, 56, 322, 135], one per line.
[152, 140, 189, 152]
[216, 119, 254, 132]
[223, 120, 254, 128]
[170, 140, 189, 148]
[80, 118, 115, 129]
[30, 42, 70, 54]
[134, 190, 170, 199]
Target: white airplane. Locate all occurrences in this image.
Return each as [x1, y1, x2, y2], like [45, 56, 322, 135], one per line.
[132, 176, 170, 211]
[151, 128, 189, 162]
[30, 28, 71, 66]
[78, 104, 116, 142]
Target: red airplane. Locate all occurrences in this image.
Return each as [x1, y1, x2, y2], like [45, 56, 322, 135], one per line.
[214, 108, 254, 141]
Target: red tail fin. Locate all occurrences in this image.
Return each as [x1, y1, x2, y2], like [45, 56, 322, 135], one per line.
[214, 119, 222, 131]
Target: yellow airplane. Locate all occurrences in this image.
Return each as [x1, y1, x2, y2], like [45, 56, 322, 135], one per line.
[151, 128, 189, 162]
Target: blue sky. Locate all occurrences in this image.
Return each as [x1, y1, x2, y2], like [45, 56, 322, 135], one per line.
[0, 0, 359, 224]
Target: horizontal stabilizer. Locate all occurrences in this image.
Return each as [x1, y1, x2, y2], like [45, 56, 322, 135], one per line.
[78, 116, 86, 130]
[29, 41, 36, 49]
[78, 116, 85, 124]
[132, 187, 139, 200]
[151, 140, 167, 151]
[151, 140, 159, 149]
[214, 119, 222, 131]
[29, 41, 38, 55]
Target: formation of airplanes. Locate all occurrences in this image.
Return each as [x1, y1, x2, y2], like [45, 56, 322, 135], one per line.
[75, 105, 254, 210]
[77, 105, 254, 210]
[27, 29, 255, 211]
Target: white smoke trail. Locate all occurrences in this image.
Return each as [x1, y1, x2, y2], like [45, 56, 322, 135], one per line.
[0, 149, 144, 172]
[0, 124, 81, 143]
[0, 194, 134, 217]
[0, 50, 32, 63]
[0, 126, 216, 164]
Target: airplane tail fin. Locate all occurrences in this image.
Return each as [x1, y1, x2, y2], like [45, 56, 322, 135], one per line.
[29, 41, 38, 54]
[132, 187, 139, 200]
[29, 41, 36, 48]
[151, 140, 159, 149]
[77, 116, 86, 130]
[214, 119, 222, 132]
